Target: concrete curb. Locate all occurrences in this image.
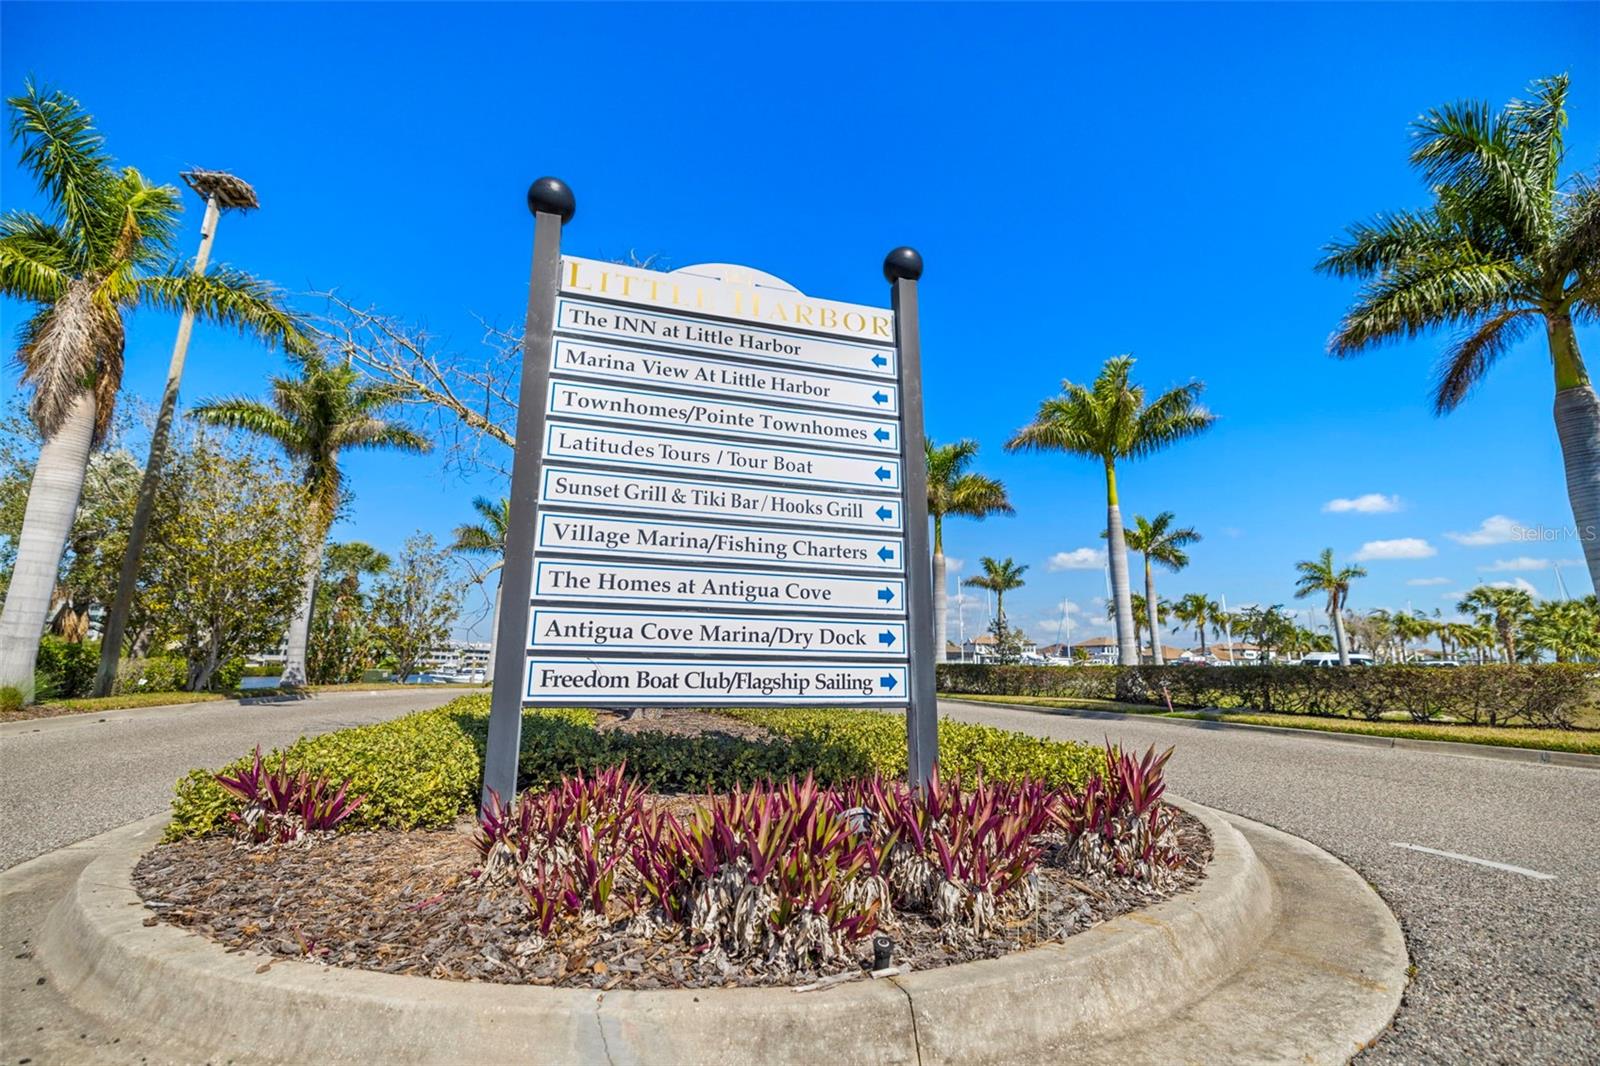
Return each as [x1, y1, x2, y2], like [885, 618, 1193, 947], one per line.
[37, 800, 1402, 1064]
[940, 697, 1600, 770]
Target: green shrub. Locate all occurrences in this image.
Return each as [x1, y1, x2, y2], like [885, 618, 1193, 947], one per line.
[34, 637, 99, 700]
[0, 686, 24, 713]
[240, 664, 285, 678]
[937, 663, 1599, 728]
[208, 656, 246, 693]
[112, 656, 188, 696]
[166, 695, 1108, 839]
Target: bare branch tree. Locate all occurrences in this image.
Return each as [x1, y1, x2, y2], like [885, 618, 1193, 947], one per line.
[312, 293, 519, 479]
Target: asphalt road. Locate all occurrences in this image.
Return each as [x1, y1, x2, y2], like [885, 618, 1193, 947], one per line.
[0, 688, 464, 871]
[2, 691, 1596, 1063]
[939, 699, 1600, 1066]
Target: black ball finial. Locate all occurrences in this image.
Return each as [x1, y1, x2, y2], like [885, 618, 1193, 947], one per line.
[883, 246, 923, 283]
[527, 177, 576, 224]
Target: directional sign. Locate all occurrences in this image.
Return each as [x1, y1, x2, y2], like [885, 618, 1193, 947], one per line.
[528, 608, 907, 657]
[550, 339, 900, 416]
[538, 467, 903, 532]
[555, 297, 896, 378]
[546, 381, 898, 452]
[536, 512, 904, 571]
[526, 658, 909, 705]
[543, 422, 902, 491]
[532, 559, 905, 614]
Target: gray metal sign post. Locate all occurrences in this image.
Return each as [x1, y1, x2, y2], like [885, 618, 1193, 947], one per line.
[482, 178, 574, 811]
[884, 248, 938, 789]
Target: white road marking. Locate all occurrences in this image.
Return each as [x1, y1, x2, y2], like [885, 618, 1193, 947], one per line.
[1390, 842, 1555, 881]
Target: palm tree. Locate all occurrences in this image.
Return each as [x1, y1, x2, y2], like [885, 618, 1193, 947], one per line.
[963, 556, 1027, 629]
[194, 354, 429, 686]
[1292, 549, 1366, 666]
[925, 440, 1012, 662]
[1109, 592, 1171, 662]
[1006, 357, 1214, 665]
[1392, 610, 1433, 663]
[1172, 593, 1220, 656]
[1458, 585, 1534, 664]
[1318, 74, 1600, 593]
[1524, 598, 1600, 662]
[0, 84, 304, 699]
[451, 496, 508, 683]
[1114, 512, 1199, 666]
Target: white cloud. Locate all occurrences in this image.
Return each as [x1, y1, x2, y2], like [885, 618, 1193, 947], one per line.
[1047, 547, 1106, 571]
[1489, 577, 1540, 596]
[1323, 493, 1402, 514]
[1406, 577, 1451, 586]
[1446, 515, 1522, 547]
[1353, 538, 1437, 561]
[1481, 557, 1550, 572]
[943, 557, 964, 574]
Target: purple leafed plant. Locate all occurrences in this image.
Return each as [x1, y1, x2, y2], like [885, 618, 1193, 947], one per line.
[214, 747, 364, 845]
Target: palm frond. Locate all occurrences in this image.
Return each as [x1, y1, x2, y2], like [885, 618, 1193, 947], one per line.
[16, 279, 123, 439]
[136, 264, 310, 354]
[0, 211, 74, 302]
[190, 397, 301, 447]
[6, 82, 113, 258]
[1328, 258, 1529, 355]
[97, 167, 181, 269]
[330, 418, 431, 454]
[1432, 307, 1538, 413]
[1127, 381, 1214, 458]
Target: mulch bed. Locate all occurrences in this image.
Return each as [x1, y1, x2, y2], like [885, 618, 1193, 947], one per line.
[134, 808, 1211, 991]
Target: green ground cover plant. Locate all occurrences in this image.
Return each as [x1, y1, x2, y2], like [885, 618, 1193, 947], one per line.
[166, 696, 1110, 840]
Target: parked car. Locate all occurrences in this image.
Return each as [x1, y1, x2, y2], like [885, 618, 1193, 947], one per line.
[1297, 652, 1376, 667]
[1414, 659, 1462, 668]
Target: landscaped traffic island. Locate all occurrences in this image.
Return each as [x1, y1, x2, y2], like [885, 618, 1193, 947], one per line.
[36, 695, 1408, 1064]
[141, 697, 1207, 988]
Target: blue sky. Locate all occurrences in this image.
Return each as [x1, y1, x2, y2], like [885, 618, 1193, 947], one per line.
[4, 2, 1597, 645]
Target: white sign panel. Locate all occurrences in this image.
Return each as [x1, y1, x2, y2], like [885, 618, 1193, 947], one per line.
[528, 608, 907, 657]
[532, 559, 905, 614]
[543, 422, 901, 491]
[550, 339, 899, 416]
[562, 256, 894, 343]
[536, 512, 904, 571]
[556, 298, 895, 379]
[526, 658, 909, 705]
[545, 381, 898, 452]
[538, 467, 903, 532]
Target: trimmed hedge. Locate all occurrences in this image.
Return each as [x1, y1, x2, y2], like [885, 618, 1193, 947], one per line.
[937, 663, 1598, 728]
[167, 696, 1108, 840]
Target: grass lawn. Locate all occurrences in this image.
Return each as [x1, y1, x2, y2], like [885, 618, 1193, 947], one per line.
[939, 693, 1600, 756]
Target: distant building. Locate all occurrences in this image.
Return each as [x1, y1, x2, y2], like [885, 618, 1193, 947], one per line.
[960, 632, 1039, 663]
[419, 641, 491, 678]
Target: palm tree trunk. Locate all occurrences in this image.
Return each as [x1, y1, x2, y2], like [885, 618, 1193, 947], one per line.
[1103, 462, 1138, 665]
[1331, 597, 1351, 666]
[1551, 378, 1600, 593]
[1143, 555, 1163, 665]
[0, 392, 97, 700]
[280, 535, 324, 687]
[932, 552, 949, 664]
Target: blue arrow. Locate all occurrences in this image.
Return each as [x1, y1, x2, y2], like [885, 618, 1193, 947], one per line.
[880, 674, 898, 691]
[877, 587, 895, 603]
[873, 428, 891, 443]
[874, 466, 892, 481]
[872, 391, 889, 405]
[875, 506, 894, 521]
[878, 630, 897, 646]
[877, 546, 895, 562]
[872, 354, 888, 368]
